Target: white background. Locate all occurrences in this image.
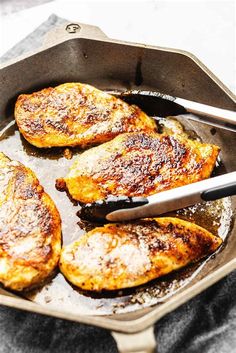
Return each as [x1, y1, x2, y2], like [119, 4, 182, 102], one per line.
[0, 0, 235, 93]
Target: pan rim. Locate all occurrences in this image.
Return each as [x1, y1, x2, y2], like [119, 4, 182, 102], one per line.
[0, 258, 235, 332]
[0, 22, 235, 333]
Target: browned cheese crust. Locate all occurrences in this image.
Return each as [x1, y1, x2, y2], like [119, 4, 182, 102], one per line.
[14, 83, 157, 148]
[59, 132, 220, 203]
[59, 217, 222, 291]
[0, 153, 61, 291]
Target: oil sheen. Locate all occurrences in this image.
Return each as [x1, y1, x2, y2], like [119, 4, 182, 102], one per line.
[0, 114, 232, 316]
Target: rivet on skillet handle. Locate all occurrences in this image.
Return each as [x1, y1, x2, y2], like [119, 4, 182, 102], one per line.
[112, 325, 156, 353]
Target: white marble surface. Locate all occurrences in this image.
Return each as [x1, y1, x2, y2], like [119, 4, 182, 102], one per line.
[0, 0, 52, 15]
[0, 0, 235, 93]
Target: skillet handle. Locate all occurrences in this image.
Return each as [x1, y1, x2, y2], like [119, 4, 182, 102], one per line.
[0, 20, 108, 69]
[43, 21, 108, 48]
[112, 326, 157, 353]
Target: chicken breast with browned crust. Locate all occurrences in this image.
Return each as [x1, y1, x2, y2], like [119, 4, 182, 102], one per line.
[0, 152, 61, 291]
[59, 217, 222, 291]
[57, 132, 220, 204]
[14, 83, 156, 148]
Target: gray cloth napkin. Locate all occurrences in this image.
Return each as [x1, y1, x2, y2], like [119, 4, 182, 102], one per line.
[0, 14, 236, 353]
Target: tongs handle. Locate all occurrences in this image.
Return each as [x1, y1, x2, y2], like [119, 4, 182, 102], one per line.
[176, 97, 236, 127]
[107, 172, 236, 221]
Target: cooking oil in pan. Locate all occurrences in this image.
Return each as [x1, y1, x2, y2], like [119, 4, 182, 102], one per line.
[0, 115, 233, 316]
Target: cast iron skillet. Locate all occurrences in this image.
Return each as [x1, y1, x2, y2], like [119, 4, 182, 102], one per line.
[0, 22, 235, 352]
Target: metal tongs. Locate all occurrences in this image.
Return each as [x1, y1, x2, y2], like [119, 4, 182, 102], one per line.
[112, 90, 236, 132]
[79, 172, 236, 222]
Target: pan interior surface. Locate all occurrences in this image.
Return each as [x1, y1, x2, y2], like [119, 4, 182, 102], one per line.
[0, 90, 234, 316]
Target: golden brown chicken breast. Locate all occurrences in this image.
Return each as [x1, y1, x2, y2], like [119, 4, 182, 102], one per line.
[14, 83, 156, 148]
[0, 152, 61, 291]
[59, 217, 222, 291]
[57, 132, 220, 204]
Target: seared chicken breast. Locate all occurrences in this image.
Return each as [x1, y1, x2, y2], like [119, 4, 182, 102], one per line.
[60, 217, 222, 291]
[57, 132, 220, 204]
[15, 83, 156, 148]
[0, 153, 61, 291]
